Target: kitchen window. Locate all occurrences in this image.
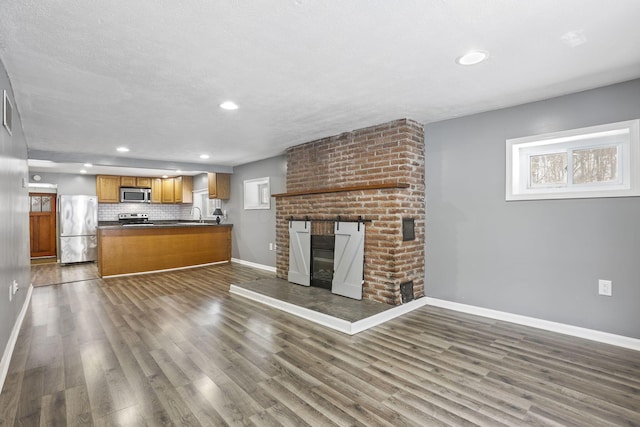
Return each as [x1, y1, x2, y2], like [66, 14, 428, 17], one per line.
[506, 119, 640, 200]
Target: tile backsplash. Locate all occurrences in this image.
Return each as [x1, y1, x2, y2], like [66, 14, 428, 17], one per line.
[98, 203, 193, 221]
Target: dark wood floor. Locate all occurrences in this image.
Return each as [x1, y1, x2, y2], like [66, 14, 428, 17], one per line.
[1, 263, 639, 426]
[31, 261, 99, 287]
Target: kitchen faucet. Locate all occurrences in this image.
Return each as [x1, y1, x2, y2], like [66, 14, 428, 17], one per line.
[192, 206, 203, 222]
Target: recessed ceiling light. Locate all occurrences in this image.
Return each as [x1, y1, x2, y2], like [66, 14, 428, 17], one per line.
[80, 169, 87, 174]
[199, 154, 210, 159]
[162, 175, 169, 179]
[219, 101, 239, 110]
[456, 50, 489, 66]
[176, 170, 182, 174]
[560, 29, 587, 47]
[116, 147, 130, 152]
[84, 163, 93, 167]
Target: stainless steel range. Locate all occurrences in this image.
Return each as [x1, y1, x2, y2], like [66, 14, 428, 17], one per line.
[118, 213, 153, 226]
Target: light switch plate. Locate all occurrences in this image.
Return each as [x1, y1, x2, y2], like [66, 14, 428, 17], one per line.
[598, 279, 612, 296]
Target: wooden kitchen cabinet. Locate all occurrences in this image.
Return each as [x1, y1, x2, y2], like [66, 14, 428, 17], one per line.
[175, 176, 193, 204]
[208, 173, 230, 199]
[96, 175, 121, 203]
[97, 224, 233, 277]
[121, 176, 152, 187]
[99, 174, 193, 204]
[120, 176, 136, 187]
[136, 177, 152, 187]
[161, 176, 193, 204]
[150, 178, 162, 203]
[175, 176, 183, 203]
[161, 178, 175, 203]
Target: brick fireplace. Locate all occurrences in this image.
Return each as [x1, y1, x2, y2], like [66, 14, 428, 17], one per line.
[274, 118, 425, 305]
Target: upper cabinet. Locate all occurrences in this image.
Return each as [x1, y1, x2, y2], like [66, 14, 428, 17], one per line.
[160, 176, 193, 204]
[97, 174, 200, 204]
[136, 177, 152, 188]
[175, 176, 193, 204]
[96, 175, 120, 203]
[120, 176, 136, 187]
[151, 178, 162, 203]
[208, 173, 230, 199]
[121, 176, 152, 187]
[161, 178, 175, 204]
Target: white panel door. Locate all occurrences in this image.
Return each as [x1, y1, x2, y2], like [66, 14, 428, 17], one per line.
[288, 220, 311, 286]
[332, 222, 365, 300]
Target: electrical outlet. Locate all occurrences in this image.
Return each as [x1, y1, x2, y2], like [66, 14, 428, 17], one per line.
[269, 243, 273, 251]
[12, 280, 18, 295]
[598, 279, 612, 296]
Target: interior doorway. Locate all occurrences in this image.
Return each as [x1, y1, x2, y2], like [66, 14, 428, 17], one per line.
[29, 192, 57, 259]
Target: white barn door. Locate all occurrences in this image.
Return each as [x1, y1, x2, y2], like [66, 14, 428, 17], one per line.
[332, 222, 365, 300]
[288, 220, 311, 286]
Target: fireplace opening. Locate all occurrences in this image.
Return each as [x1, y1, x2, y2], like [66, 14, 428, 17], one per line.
[311, 235, 335, 289]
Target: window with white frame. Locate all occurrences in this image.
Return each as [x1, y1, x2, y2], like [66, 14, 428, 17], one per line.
[506, 119, 640, 200]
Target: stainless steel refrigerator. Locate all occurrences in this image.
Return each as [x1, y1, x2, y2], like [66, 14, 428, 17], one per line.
[58, 195, 98, 264]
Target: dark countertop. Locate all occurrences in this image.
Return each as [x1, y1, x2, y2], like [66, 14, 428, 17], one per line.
[98, 220, 233, 229]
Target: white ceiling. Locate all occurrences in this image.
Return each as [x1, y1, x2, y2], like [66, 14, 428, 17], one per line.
[2, 0, 640, 176]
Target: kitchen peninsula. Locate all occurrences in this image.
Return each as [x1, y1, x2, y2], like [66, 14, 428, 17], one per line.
[97, 223, 232, 277]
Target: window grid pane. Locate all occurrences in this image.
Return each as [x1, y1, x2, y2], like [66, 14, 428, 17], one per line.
[529, 152, 568, 188]
[572, 145, 618, 185]
[41, 196, 52, 212]
[30, 196, 42, 212]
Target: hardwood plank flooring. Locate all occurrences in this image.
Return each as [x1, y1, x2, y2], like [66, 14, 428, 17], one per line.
[2, 263, 639, 426]
[31, 261, 99, 287]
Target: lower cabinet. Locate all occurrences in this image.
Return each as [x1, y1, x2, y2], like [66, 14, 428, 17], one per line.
[97, 225, 232, 277]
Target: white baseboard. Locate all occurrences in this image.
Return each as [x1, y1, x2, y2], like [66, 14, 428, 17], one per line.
[0, 284, 33, 393]
[423, 297, 640, 351]
[229, 284, 428, 335]
[350, 298, 430, 334]
[231, 258, 276, 273]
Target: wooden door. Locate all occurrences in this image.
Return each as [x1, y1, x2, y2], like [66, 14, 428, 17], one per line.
[29, 193, 57, 258]
[332, 222, 365, 300]
[288, 220, 310, 286]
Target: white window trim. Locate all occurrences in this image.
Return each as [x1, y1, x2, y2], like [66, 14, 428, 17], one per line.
[506, 119, 640, 201]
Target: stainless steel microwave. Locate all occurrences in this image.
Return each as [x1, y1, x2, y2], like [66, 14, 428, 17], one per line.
[120, 187, 151, 203]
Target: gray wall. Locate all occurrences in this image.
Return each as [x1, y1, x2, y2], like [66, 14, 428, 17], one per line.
[193, 173, 208, 192]
[425, 79, 640, 339]
[0, 59, 31, 367]
[228, 155, 286, 267]
[30, 172, 96, 195]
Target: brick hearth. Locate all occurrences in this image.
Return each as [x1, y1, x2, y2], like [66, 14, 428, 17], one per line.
[275, 118, 425, 305]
